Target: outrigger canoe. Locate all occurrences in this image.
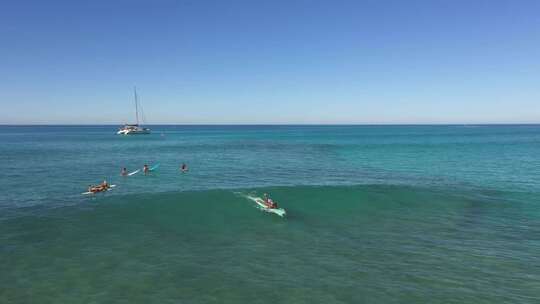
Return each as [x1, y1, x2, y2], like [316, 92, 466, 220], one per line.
[82, 185, 116, 195]
[247, 195, 286, 217]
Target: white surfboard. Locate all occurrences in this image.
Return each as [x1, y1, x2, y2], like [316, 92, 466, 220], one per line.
[127, 169, 140, 176]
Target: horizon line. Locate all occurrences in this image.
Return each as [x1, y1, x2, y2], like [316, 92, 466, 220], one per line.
[1, 123, 539, 126]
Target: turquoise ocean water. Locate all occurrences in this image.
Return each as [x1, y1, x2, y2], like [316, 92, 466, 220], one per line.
[1, 125, 539, 303]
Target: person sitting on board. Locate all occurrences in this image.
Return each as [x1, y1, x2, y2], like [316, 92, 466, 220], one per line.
[121, 168, 128, 176]
[143, 164, 149, 174]
[101, 180, 109, 190]
[263, 193, 278, 209]
[268, 198, 278, 209]
[180, 163, 188, 173]
[91, 186, 103, 193]
[89, 183, 105, 193]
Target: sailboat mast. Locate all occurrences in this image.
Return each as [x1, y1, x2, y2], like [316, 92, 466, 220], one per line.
[134, 87, 139, 125]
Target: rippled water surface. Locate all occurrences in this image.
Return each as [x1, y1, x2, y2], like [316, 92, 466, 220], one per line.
[1, 125, 539, 303]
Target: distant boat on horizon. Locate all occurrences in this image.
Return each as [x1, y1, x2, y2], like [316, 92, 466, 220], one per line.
[117, 87, 151, 135]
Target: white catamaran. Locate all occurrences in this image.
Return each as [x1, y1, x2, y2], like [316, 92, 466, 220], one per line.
[117, 87, 151, 135]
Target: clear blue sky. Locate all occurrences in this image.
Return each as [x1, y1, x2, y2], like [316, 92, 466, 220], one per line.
[1, 0, 539, 124]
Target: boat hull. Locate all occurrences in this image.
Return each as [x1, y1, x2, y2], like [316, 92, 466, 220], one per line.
[117, 127, 151, 135]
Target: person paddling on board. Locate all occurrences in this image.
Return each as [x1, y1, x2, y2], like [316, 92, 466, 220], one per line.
[121, 168, 128, 176]
[143, 164, 149, 175]
[180, 163, 188, 173]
